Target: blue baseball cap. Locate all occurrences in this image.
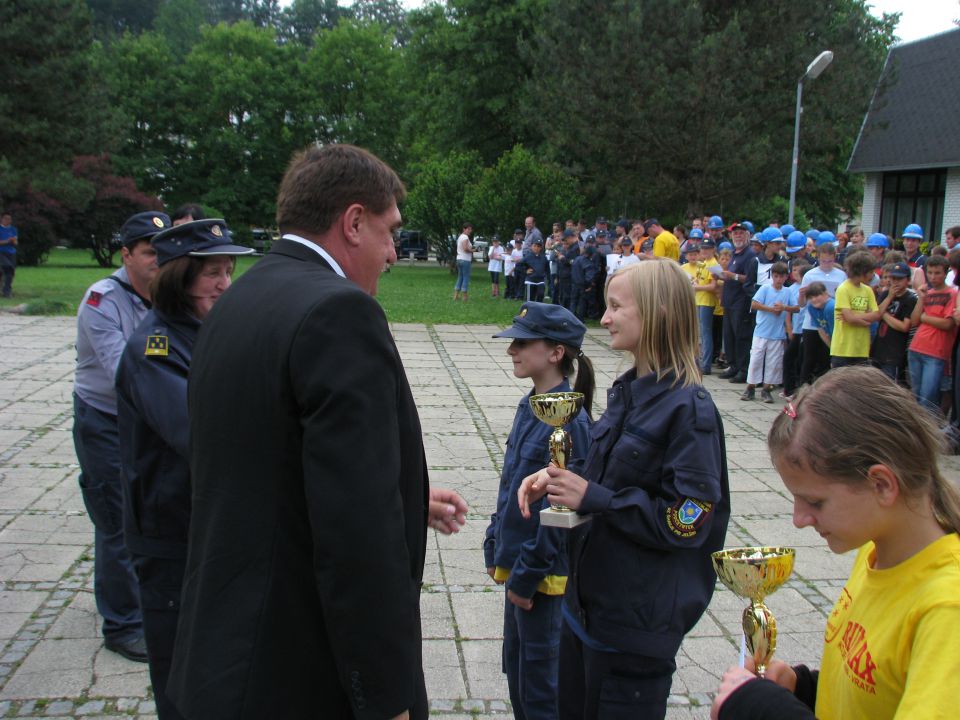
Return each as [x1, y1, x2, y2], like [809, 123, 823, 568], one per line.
[689, 228, 704, 239]
[707, 215, 724, 230]
[786, 231, 806, 253]
[700, 238, 716, 249]
[866, 233, 890, 248]
[816, 231, 836, 247]
[760, 226, 783, 244]
[151, 219, 254, 266]
[742, 221, 755, 234]
[805, 228, 820, 241]
[902, 223, 923, 240]
[718, 241, 734, 252]
[493, 302, 586, 349]
[120, 211, 171, 247]
[779, 224, 796, 238]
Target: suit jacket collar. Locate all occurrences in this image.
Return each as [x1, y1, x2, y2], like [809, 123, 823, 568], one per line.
[268, 237, 336, 273]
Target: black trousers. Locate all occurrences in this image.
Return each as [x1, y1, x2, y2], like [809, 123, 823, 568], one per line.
[800, 329, 830, 386]
[783, 333, 803, 396]
[722, 301, 754, 375]
[558, 624, 675, 720]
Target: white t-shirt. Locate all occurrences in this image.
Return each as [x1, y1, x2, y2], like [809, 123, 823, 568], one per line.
[607, 253, 640, 273]
[800, 266, 847, 331]
[487, 245, 503, 273]
[456, 233, 473, 262]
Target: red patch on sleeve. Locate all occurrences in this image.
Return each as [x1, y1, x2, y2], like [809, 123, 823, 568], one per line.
[86, 291, 102, 307]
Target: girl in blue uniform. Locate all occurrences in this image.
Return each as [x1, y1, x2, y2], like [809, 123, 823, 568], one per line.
[485, 302, 595, 720]
[519, 260, 731, 719]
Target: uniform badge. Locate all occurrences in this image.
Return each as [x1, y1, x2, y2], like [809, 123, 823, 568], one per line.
[666, 498, 713, 538]
[520, 308, 527, 317]
[152, 216, 164, 228]
[145, 335, 169, 357]
[211, 224, 223, 237]
[86, 291, 102, 307]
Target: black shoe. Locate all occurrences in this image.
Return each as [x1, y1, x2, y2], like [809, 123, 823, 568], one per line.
[729, 373, 747, 383]
[718, 368, 737, 379]
[740, 387, 755, 401]
[104, 635, 149, 663]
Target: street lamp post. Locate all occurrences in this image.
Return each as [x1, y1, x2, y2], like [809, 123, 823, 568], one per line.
[788, 50, 834, 226]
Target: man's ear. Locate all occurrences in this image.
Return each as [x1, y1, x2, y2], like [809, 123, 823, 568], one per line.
[866, 464, 901, 507]
[341, 204, 365, 248]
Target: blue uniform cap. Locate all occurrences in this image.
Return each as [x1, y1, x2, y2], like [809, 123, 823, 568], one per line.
[816, 231, 836, 247]
[902, 223, 923, 240]
[866, 233, 890, 248]
[120, 211, 171, 247]
[707, 215, 724, 230]
[493, 302, 586, 349]
[151, 219, 255, 266]
[689, 228, 704, 239]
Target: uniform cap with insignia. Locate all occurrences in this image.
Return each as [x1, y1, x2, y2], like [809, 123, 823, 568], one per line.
[151, 218, 255, 266]
[493, 301, 586, 349]
[120, 211, 172, 247]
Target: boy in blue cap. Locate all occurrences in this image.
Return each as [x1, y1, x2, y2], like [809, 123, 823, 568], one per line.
[486, 302, 594, 720]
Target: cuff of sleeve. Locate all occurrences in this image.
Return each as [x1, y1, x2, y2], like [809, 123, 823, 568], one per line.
[506, 570, 540, 600]
[482, 541, 495, 569]
[578, 482, 613, 515]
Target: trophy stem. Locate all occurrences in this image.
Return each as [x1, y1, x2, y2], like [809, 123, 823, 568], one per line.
[548, 427, 573, 512]
[742, 599, 778, 677]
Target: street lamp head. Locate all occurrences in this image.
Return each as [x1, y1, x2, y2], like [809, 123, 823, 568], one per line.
[805, 50, 834, 80]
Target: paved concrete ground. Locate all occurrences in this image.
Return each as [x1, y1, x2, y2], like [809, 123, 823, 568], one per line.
[2, 314, 958, 719]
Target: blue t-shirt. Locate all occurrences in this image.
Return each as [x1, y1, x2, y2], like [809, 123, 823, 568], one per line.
[0, 225, 16, 256]
[787, 284, 803, 335]
[807, 298, 835, 338]
[752, 284, 792, 340]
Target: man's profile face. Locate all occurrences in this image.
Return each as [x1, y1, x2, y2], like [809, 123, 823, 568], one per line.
[946, 232, 959, 249]
[355, 202, 401, 295]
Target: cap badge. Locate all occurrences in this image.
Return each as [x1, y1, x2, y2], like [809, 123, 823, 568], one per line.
[211, 225, 223, 238]
[152, 217, 164, 228]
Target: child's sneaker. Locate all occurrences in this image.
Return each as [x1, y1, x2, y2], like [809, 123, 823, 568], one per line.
[760, 389, 774, 404]
[740, 387, 755, 401]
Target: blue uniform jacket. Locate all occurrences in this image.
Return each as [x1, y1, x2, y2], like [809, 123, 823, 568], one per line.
[484, 380, 592, 599]
[565, 370, 730, 658]
[571, 254, 598, 287]
[722, 247, 758, 309]
[556, 245, 579, 279]
[518, 252, 550, 284]
[116, 309, 198, 560]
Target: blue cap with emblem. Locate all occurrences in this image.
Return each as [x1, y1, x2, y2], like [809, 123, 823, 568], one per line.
[493, 301, 586, 349]
[120, 211, 171, 247]
[151, 219, 255, 266]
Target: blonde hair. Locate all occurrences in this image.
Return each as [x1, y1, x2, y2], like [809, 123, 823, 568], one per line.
[606, 260, 701, 387]
[769, 366, 960, 533]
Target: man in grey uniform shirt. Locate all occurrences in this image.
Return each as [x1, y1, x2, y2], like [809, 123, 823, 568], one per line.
[73, 211, 170, 662]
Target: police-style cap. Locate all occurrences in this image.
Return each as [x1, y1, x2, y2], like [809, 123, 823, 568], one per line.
[121, 211, 171, 247]
[151, 219, 254, 266]
[493, 302, 586, 349]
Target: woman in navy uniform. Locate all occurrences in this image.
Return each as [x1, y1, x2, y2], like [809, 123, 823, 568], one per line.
[520, 260, 731, 719]
[115, 219, 252, 719]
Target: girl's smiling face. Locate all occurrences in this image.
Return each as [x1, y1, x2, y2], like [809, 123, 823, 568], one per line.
[601, 273, 642, 355]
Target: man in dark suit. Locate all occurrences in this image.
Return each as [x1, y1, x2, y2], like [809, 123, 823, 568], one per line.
[168, 144, 467, 720]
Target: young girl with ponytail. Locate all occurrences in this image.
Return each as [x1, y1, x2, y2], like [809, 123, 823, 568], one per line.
[484, 301, 595, 720]
[713, 365, 960, 720]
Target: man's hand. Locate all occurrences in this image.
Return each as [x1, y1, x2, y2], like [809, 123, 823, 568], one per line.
[507, 589, 533, 610]
[428, 487, 468, 534]
[486, 567, 504, 584]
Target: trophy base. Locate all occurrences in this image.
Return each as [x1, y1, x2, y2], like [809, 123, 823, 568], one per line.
[540, 507, 591, 528]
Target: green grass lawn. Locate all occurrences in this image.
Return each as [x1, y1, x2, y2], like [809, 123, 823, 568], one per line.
[0, 249, 580, 327]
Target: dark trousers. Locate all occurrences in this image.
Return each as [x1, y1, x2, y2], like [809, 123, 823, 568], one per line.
[132, 555, 187, 720]
[557, 275, 571, 308]
[783, 333, 803, 396]
[526, 281, 546, 302]
[558, 623, 675, 720]
[0, 253, 14, 297]
[722, 301, 754, 375]
[72, 395, 143, 643]
[712, 314, 723, 362]
[503, 594, 563, 720]
[800, 329, 830, 386]
[571, 284, 591, 322]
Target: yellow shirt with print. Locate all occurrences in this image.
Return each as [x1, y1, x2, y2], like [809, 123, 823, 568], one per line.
[653, 230, 680, 261]
[816, 534, 960, 720]
[692, 258, 718, 308]
[831, 280, 877, 358]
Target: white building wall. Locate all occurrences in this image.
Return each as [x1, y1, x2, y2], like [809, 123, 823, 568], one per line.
[942, 167, 960, 241]
[859, 173, 882, 234]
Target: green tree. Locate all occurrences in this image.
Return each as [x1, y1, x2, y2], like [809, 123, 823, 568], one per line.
[403, 151, 481, 265]
[154, 0, 206, 56]
[86, 0, 162, 36]
[279, 0, 344, 45]
[463, 145, 584, 239]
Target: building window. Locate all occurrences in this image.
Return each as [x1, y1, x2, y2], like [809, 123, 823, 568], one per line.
[879, 170, 946, 240]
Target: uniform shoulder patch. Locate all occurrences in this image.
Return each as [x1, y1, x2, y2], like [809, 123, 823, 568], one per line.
[145, 335, 168, 357]
[86, 291, 102, 307]
[666, 498, 713, 538]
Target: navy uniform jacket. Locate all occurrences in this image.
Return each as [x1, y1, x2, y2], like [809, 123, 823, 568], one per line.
[519, 252, 550, 283]
[483, 380, 592, 599]
[556, 244, 579, 280]
[571, 254, 598, 287]
[722, 247, 758, 309]
[116, 309, 198, 560]
[565, 370, 730, 659]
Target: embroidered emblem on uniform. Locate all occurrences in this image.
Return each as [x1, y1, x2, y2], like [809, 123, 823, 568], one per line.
[145, 335, 169, 356]
[152, 216, 164, 228]
[666, 498, 712, 537]
[86, 291, 102, 307]
[211, 224, 223, 237]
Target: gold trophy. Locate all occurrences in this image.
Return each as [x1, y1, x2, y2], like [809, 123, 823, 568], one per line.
[529, 392, 590, 529]
[711, 547, 795, 676]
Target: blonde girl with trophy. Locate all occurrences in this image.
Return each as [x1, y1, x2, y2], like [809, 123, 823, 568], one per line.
[518, 260, 731, 719]
[712, 366, 960, 720]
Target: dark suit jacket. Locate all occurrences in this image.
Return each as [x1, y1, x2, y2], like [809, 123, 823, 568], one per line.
[168, 239, 429, 719]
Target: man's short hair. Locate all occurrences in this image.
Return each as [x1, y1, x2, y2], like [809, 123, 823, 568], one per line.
[805, 281, 827, 298]
[172, 203, 205, 224]
[817, 242, 836, 257]
[844, 251, 876, 278]
[947, 226, 960, 239]
[276, 144, 405, 236]
[927, 254, 949, 271]
[771, 262, 789, 276]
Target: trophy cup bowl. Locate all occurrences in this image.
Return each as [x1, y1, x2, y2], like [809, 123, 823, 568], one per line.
[711, 547, 795, 676]
[529, 392, 590, 529]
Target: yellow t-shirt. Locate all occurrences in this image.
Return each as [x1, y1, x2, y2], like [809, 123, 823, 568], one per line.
[817, 533, 960, 719]
[653, 231, 680, 261]
[692, 258, 718, 307]
[831, 280, 877, 358]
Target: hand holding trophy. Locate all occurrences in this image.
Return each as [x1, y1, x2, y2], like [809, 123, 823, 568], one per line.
[711, 547, 795, 676]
